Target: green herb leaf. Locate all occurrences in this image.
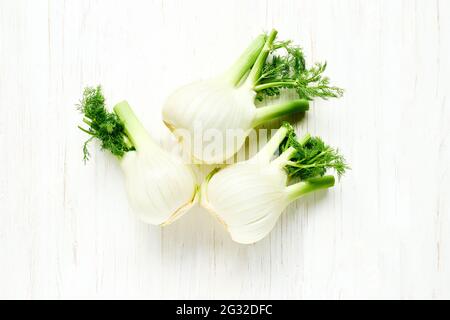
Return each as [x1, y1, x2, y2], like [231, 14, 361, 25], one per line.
[279, 122, 348, 180]
[77, 86, 134, 161]
[255, 41, 344, 101]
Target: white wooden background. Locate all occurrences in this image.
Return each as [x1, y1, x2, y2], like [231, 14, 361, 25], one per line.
[0, 0, 449, 300]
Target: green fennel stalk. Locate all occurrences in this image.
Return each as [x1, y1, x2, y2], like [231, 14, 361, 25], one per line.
[225, 29, 343, 125]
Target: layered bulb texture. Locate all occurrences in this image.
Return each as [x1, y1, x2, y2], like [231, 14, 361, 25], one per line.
[163, 78, 265, 164]
[78, 87, 197, 225]
[163, 29, 342, 164]
[201, 123, 347, 244]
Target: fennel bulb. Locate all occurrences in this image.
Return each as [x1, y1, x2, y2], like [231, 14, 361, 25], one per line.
[78, 86, 197, 225]
[163, 29, 343, 164]
[201, 123, 348, 244]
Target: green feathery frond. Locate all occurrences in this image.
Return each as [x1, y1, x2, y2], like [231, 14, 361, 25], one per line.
[77, 86, 134, 162]
[279, 122, 348, 180]
[255, 40, 343, 101]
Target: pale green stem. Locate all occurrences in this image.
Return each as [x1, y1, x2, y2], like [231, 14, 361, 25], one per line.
[272, 133, 311, 168]
[286, 175, 335, 201]
[246, 29, 278, 86]
[254, 126, 289, 162]
[252, 99, 309, 127]
[78, 126, 92, 135]
[83, 118, 93, 126]
[271, 146, 296, 168]
[286, 161, 330, 169]
[298, 133, 311, 146]
[254, 81, 296, 92]
[123, 135, 134, 150]
[113, 101, 157, 151]
[225, 34, 267, 86]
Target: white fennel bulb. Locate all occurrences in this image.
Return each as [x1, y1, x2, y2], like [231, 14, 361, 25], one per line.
[163, 29, 343, 164]
[119, 137, 197, 225]
[78, 86, 197, 225]
[203, 161, 291, 244]
[163, 79, 258, 163]
[201, 123, 347, 244]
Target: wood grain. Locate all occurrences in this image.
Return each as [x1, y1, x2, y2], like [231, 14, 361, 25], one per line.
[0, 0, 449, 299]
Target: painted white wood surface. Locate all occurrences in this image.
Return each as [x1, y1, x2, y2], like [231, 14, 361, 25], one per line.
[0, 0, 449, 299]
